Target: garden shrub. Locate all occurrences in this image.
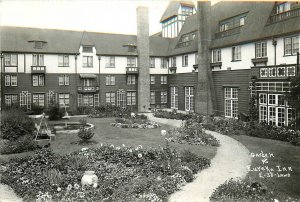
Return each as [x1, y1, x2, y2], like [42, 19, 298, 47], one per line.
[111, 116, 160, 129]
[0, 135, 38, 154]
[30, 104, 45, 115]
[166, 120, 219, 146]
[210, 178, 298, 202]
[0, 108, 35, 140]
[154, 109, 194, 120]
[245, 122, 300, 145]
[48, 104, 63, 120]
[77, 119, 94, 142]
[87, 105, 133, 118]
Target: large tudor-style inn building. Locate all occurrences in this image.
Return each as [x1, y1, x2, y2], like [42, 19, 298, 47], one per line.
[1, 1, 299, 127]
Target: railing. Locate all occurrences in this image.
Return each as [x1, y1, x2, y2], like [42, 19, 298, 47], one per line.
[77, 86, 99, 93]
[126, 67, 139, 74]
[169, 66, 177, 73]
[31, 66, 46, 73]
[258, 64, 298, 79]
[214, 26, 241, 39]
[267, 8, 300, 24]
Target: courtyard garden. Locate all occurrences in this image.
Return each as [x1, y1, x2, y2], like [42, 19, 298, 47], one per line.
[0, 107, 217, 201]
[1, 105, 300, 201]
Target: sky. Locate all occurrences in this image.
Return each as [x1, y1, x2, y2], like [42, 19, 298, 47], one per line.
[0, 0, 187, 35]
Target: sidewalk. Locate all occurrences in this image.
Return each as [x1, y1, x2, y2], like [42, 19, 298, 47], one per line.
[145, 113, 251, 202]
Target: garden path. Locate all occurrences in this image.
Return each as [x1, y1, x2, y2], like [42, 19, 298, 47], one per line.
[0, 184, 22, 202]
[145, 113, 252, 202]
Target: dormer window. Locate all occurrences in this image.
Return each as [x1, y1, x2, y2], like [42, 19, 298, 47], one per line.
[128, 46, 136, 52]
[82, 46, 93, 53]
[276, 2, 291, 14]
[34, 41, 43, 49]
[176, 31, 197, 48]
[240, 17, 246, 26]
[220, 23, 228, 32]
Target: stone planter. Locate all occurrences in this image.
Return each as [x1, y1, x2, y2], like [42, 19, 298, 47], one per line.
[81, 171, 98, 188]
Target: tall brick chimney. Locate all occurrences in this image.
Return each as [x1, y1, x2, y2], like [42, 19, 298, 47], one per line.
[137, 7, 150, 112]
[195, 1, 216, 115]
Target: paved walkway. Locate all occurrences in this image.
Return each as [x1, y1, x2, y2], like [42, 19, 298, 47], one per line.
[145, 113, 251, 202]
[0, 184, 22, 202]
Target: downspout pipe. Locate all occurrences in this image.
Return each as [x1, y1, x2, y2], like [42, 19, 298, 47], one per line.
[272, 38, 277, 65]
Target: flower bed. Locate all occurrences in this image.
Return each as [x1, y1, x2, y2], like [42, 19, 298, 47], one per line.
[111, 116, 160, 129]
[210, 178, 299, 202]
[166, 119, 219, 146]
[153, 110, 195, 120]
[0, 145, 210, 202]
[83, 105, 133, 118]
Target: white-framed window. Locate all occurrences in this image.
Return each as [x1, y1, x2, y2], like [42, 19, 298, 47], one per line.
[105, 56, 115, 68]
[58, 93, 70, 107]
[4, 54, 17, 66]
[58, 75, 70, 86]
[58, 55, 69, 67]
[127, 91, 136, 106]
[127, 75, 136, 85]
[232, 46, 241, 61]
[212, 49, 221, 63]
[224, 87, 238, 118]
[150, 57, 155, 68]
[170, 86, 178, 109]
[32, 93, 45, 107]
[83, 56, 93, 67]
[106, 92, 116, 105]
[161, 91, 167, 104]
[161, 75, 167, 84]
[170, 56, 176, 67]
[150, 91, 155, 105]
[255, 42, 267, 58]
[161, 58, 168, 68]
[83, 94, 94, 107]
[105, 75, 115, 86]
[32, 75, 44, 86]
[83, 78, 93, 87]
[5, 94, 18, 106]
[150, 75, 155, 85]
[127, 57, 136, 67]
[185, 86, 194, 112]
[182, 55, 188, 67]
[32, 54, 44, 66]
[5, 75, 17, 86]
[259, 93, 294, 126]
[284, 36, 299, 56]
[20, 91, 31, 110]
[117, 90, 126, 108]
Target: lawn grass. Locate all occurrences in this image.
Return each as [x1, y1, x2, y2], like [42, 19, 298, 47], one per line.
[232, 135, 300, 199]
[0, 117, 217, 162]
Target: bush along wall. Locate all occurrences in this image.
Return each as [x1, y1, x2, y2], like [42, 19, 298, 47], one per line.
[0, 108, 38, 154]
[153, 110, 300, 146]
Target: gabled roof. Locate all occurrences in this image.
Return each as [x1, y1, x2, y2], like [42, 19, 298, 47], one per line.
[160, 1, 195, 23]
[0, 26, 171, 56]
